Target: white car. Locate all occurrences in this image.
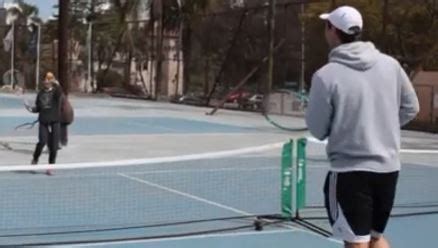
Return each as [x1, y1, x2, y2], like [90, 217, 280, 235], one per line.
[240, 94, 263, 110]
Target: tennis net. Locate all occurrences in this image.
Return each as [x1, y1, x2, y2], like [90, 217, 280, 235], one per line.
[0, 143, 292, 246]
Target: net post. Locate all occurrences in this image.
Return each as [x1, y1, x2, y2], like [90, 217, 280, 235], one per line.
[291, 139, 297, 218]
[281, 139, 294, 219]
[295, 137, 307, 218]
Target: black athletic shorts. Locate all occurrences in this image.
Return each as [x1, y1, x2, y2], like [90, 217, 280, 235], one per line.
[324, 171, 399, 243]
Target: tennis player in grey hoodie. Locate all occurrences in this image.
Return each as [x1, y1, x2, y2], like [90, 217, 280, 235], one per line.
[305, 6, 419, 248]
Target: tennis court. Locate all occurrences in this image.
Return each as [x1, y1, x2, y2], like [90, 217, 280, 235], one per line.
[0, 93, 436, 247]
[0, 143, 341, 247]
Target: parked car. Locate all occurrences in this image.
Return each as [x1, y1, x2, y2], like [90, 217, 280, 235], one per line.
[240, 94, 264, 110]
[178, 93, 207, 106]
[226, 90, 251, 104]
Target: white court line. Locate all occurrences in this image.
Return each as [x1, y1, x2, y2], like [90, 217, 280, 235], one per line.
[66, 229, 297, 247]
[0, 167, 277, 181]
[307, 137, 328, 144]
[118, 173, 251, 216]
[64, 225, 342, 247]
[125, 166, 276, 176]
[400, 149, 438, 154]
[306, 137, 438, 154]
[306, 161, 438, 169]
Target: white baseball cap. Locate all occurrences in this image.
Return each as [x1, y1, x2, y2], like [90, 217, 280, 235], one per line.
[319, 6, 363, 35]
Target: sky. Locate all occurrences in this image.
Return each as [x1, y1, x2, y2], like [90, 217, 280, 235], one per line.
[5, 0, 57, 21]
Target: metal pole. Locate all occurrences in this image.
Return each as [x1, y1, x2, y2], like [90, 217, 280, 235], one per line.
[36, 23, 41, 90]
[154, 0, 163, 99]
[299, 3, 305, 92]
[87, 21, 92, 92]
[174, 23, 183, 97]
[10, 22, 14, 88]
[58, 0, 70, 94]
[88, 0, 96, 92]
[90, 21, 95, 91]
[174, 2, 183, 98]
[267, 0, 276, 95]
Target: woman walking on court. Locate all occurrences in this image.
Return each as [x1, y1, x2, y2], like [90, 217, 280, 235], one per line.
[26, 72, 63, 175]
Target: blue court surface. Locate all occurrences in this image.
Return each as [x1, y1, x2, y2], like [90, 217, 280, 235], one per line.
[0, 154, 435, 247]
[0, 96, 23, 109]
[0, 116, 255, 136]
[0, 94, 437, 247]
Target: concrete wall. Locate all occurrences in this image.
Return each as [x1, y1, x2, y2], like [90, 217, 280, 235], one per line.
[268, 91, 305, 116]
[409, 71, 438, 132]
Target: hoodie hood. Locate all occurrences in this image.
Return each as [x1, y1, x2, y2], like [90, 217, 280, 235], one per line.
[329, 41, 379, 71]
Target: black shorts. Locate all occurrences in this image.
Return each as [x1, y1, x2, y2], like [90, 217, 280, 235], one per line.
[324, 171, 398, 243]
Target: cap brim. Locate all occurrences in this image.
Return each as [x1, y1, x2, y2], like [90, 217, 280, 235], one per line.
[319, 13, 330, 20]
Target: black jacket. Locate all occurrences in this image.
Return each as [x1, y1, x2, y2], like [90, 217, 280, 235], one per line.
[33, 86, 63, 124]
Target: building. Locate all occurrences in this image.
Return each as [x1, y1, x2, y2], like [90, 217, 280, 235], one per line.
[410, 70, 438, 132]
[99, 0, 183, 98]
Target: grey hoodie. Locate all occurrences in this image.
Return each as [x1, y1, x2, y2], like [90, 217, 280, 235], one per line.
[305, 41, 419, 173]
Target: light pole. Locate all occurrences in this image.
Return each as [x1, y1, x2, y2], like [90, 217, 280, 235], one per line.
[10, 21, 14, 88]
[5, 6, 20, 88]
[86, 0, 95, 92]
[36, 22, 41, 90]
[58, 0, 70, 94]
[28, 20, 41, 91]
[86, 1, 110, 93]
[267, 0, 276, 96]
[299, 2, 305, 93]
[86, 18, 93, 92]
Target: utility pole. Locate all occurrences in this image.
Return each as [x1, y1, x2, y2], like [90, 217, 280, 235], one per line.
[174, 0, 183, 98]
[266, 0, 276, 96]
[10, 21, 14, 88]
[58, 0, 70, 94]
[35, 23, 41, 90]
[87, 0, 96, 92]
[154, 0, 164, 99]
[299, 2, 305, 92]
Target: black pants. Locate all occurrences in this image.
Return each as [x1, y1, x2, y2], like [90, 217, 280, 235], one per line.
[33, 122, 60, 164]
